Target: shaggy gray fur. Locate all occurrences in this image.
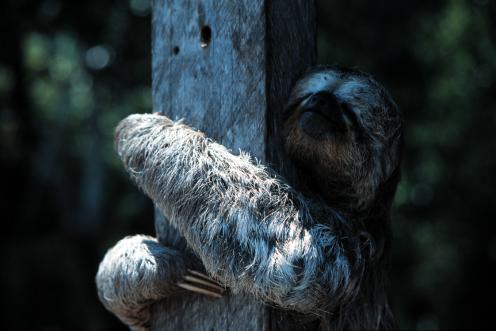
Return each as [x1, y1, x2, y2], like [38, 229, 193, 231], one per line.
[96, 235, 190, 330]
[114, 113, 361, 311]
[96, 67, 403, 330]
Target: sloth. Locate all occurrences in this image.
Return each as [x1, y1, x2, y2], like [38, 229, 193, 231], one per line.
[96, 66, 403, 331]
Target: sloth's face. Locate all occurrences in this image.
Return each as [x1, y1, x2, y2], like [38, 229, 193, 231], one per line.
[283, 67, 403, 208]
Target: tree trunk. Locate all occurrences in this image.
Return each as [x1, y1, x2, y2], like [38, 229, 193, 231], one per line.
[150, 0, 315, 329]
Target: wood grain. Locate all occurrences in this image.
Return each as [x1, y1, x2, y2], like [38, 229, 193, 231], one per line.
[151, 1, 315, 329]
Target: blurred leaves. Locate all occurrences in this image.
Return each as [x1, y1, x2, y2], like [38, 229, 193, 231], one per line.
[1, 0, 153, 329]
[317, 0, 496, 329]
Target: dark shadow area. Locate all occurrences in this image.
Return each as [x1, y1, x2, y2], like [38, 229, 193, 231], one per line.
[1, 0, 495, 329]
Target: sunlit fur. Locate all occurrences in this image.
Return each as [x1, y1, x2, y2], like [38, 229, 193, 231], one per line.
[96, 67, 403, 330]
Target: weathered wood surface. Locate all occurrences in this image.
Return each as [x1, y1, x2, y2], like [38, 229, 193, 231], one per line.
[150, 0, 315, 330]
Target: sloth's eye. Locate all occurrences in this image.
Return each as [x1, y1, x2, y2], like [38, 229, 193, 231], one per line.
[282, 94, 312, 121]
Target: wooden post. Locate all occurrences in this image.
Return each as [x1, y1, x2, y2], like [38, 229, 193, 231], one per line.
[150, 1, 315, 329]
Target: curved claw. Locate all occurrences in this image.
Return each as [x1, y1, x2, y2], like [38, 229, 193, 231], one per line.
[177, 269, 225, 298]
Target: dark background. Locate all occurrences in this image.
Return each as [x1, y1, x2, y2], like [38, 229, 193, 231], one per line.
[1, 0, 495, 330]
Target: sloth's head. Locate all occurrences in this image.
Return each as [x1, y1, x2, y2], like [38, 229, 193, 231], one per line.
[283, 66, 403, 211]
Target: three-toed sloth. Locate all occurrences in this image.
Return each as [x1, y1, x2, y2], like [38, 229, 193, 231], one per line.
[96, 66, 403, 330]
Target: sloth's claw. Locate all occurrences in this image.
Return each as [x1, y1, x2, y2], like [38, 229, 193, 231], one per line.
[183, 275, 224, 292]
[177, 269, 224, 298]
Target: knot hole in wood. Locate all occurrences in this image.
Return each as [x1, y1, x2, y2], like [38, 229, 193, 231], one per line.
[200, 25, 212, 48]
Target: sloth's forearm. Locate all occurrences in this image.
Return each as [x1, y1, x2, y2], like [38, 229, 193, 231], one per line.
[116, 114, 364, 313]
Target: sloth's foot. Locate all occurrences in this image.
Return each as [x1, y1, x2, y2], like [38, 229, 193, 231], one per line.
[96, 235, 223, 330]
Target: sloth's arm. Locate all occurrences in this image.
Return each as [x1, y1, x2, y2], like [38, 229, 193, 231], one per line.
[96, 235, 190, 330]
[96, 235, 225, 330]
[115, 113, 368, 315]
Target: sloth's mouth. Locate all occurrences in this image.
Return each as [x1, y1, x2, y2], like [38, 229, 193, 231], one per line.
[298, 92, 350, 139]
